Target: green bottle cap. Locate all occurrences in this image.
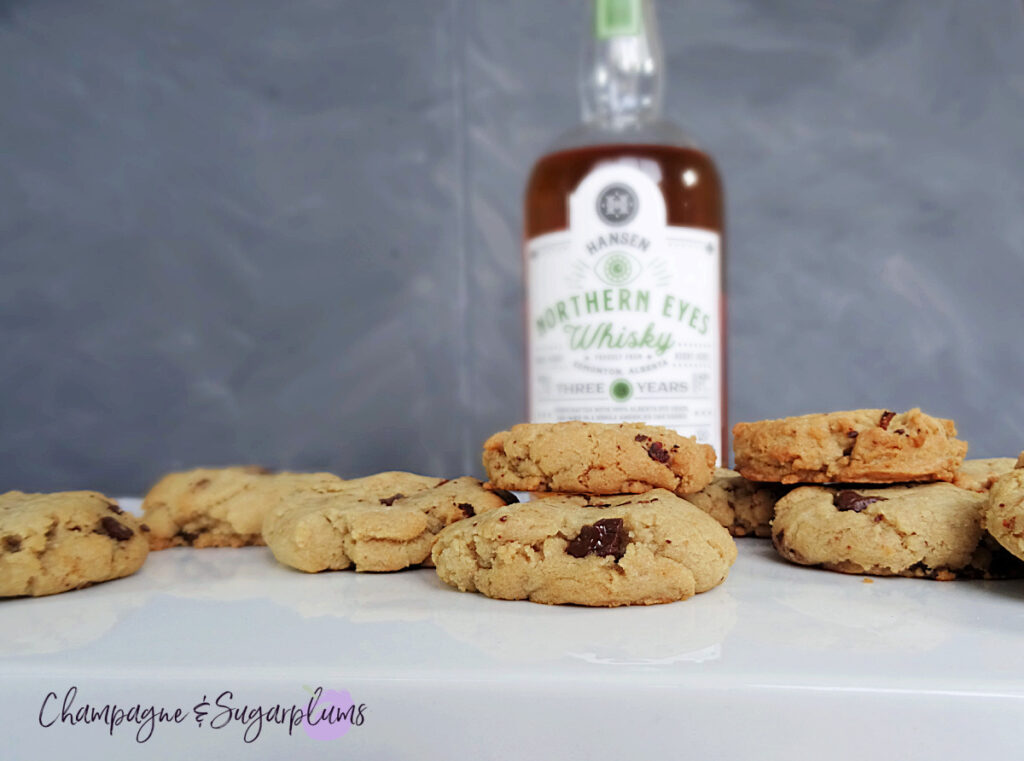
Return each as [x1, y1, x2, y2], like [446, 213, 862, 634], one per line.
[595, 0, 642, 39]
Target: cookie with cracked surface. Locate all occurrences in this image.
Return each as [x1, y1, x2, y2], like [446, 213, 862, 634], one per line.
[0, 491, 149, 597]
[771, 483, 1022, 580]
[431, 489, 737, 606]
[984, 469, 1024, 563]
[733, 408, 967, 485]
[482, 421, 716, 495]
[263, 473, 515, 573]
[682, 468, 786, 537]
[952, 458, 1017, 493]
[141, 467, 345, 550]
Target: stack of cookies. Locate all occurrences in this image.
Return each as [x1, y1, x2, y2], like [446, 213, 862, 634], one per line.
[733, 408, 1023, 580]
[430, 421, 739, 606]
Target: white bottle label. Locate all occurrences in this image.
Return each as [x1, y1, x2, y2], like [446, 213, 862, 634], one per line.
[526, 161, 723, 460]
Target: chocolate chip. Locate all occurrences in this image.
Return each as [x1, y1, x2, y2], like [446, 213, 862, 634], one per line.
[499, 515, 508, 522]
[140, 524, 150, 533]
[634, 434, 650, 442]
[646, 441, 671, 464]
[586, 502, 611, 509]
[178, 530, 198, 543]
[565, 518, 629, 560]
[489, 488, 519, 505]
[833, 490, 886, 513]
[457, 503, 475, 518]
[847, 430, 859, 439]
[107, 503, 124, 514]
[192, 478, 211, 490]
[3, 535, 21, 553]
[97, 517, 134, 541]
[379, 493, 404, 506]
[894, 428, 905, 435]
[879, 411, 895, 430]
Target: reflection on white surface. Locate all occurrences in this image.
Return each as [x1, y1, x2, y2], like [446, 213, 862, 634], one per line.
[2, 528, 1023, 690]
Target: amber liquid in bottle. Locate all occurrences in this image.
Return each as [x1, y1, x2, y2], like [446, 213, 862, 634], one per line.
[524, 142, 727, 454]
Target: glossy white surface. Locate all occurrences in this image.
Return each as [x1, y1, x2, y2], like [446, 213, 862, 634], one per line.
[4, 499, 1024, 759]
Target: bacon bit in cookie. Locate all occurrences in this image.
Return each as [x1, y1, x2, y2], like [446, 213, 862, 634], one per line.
[566, 518, 629, 560]
[499, 515, 508, 522]
[665, 539, 672, 544]
[873, 514, 884, 522]
[379, 494, 405, 506]
[1004, 517, 1016, 531]
[436, 479, 450, 486]
[879, 411, 896, 430]
[489, 488, 519, 505]
[457, 503, 475, 518]
[3, 535, 21, 553]
[834, 490, 886, 513]
[847, 430, 859, 438]
[646, 441, 671, 464]
[634, 434, 650, 442]
[97, 517, 134, 541]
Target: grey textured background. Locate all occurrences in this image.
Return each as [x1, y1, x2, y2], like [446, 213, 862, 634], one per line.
[1, 0, 1023, 493]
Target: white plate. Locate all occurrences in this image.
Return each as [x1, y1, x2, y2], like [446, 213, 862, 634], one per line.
[3, 498, 1023, 759]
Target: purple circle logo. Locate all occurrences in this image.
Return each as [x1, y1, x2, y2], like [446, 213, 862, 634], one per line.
[302, 687, 354, 741]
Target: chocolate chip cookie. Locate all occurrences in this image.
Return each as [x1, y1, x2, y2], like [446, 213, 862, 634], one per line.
[952, 458, 1017, 493]
[262, 473, 514, 573]
[0, 491, 149, 597]
[483, 421, 716, 495]
[984, 469, 1024, 563]
[771, 483, 1021, 579]
[142, 467, 348, 550]
[733, 408, 967, 485]
[682, 468, 785, 537]
[432, 490, 737, 606]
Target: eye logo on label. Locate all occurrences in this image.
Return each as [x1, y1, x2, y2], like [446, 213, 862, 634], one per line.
[595, 251, 642, 286]
[596, 183, 638, 226]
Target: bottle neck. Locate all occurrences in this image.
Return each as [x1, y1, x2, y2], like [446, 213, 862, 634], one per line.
[580, 0, 664, 130]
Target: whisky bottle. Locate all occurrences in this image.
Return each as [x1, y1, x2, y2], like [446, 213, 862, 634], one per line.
[524, 0, 727, 460]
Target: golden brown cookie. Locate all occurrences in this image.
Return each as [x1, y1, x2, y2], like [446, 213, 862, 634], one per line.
[0, 491, 149, 597]
[141, 467, 345, 549]
[984, 469, 1024, 563]
[952, 458, 1017, 493]
[432, 490, 737, 606]
[733, 408, 967, 485]
[262, 473, 514, 573]
[483, 421, 716, 495]
[771, 483, 1021, 579]
[682, 468, 785, 537]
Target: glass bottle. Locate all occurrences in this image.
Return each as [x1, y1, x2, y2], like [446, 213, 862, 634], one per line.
[523, 0, 727, 461]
